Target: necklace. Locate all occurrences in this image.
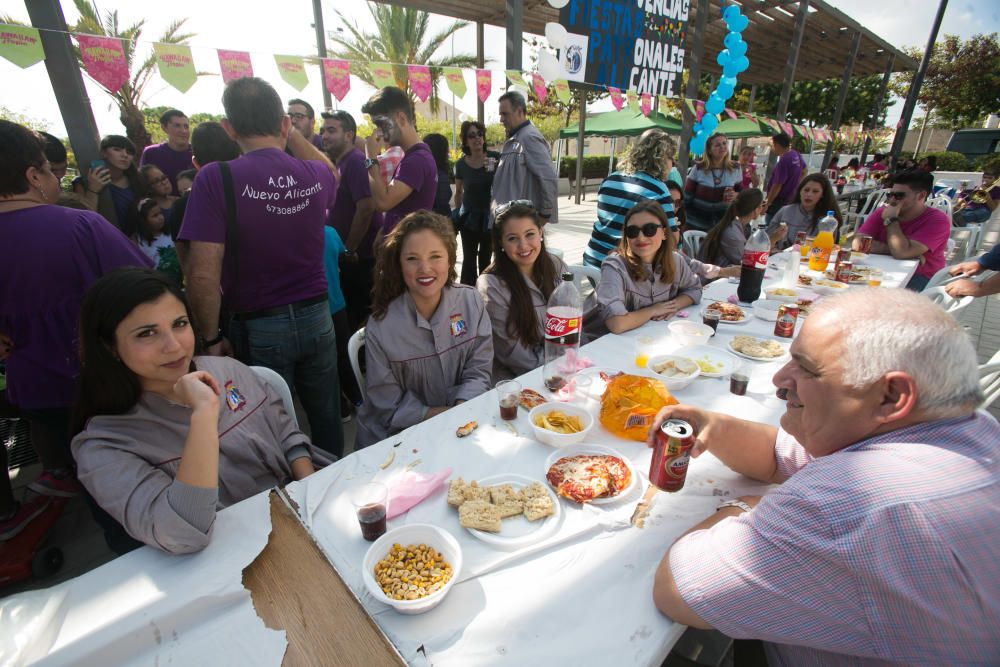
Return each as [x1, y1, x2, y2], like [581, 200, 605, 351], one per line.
[710, 167, 724, 187]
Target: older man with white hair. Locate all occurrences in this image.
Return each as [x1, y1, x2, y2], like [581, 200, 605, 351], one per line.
[649, 288, 999, 666]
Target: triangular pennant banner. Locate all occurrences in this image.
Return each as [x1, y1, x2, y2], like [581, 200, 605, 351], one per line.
[640, 93, 652, 117]
[505, 69, 527, 89]
[476, 69, 491, 103]
[442, 66, 466, 99]
[408, 64, 431, 102]
[694, 100, 705, 122]
[322, 59, 350, 101]
[218, 49, 253, 84]
[608, 87, 623, 111]
[778, 121, 793, 136]
[274, 55, 308, 91]
[531, 73, 547, 103]
[627, 90, 639, 113]
[153, 43, 196, 93]
[75, 35, 129, 93]
[370, 62, 397, 90]
[553, 79, 571, 104]
[0, 25, 45, 69]
[725, 108, 738, 120]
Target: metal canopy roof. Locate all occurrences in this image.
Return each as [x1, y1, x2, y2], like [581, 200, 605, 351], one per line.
[368, 0, 917, 86]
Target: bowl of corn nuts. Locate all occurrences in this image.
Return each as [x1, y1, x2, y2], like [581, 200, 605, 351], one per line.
[362, 524, 463, 614]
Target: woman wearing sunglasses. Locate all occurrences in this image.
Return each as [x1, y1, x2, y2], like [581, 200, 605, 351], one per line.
[700, 188, 782, 267]
[593, 200, 702, 335]
[454, 120, 500, 285]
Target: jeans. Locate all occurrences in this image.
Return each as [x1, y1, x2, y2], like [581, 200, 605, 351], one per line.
[957, 207, 991, 226]
[229, 301, 344, 458]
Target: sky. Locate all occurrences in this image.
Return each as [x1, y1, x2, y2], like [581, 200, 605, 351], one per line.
[1, 0, 997, 140]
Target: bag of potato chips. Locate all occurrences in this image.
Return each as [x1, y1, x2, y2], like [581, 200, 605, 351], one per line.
[599, 374, 678, 441]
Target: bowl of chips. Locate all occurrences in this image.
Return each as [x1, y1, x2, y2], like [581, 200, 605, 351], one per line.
[528, 401, 594, 447]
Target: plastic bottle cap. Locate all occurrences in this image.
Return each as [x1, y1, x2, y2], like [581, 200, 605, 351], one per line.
[826, 210, 834, 216]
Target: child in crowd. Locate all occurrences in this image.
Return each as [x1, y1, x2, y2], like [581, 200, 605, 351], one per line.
[699, 188, 779, 267]
[135, 198, 182, 285]
[71, 268, 330, 554]
[355, 211, 493, 448]
[139, 164, 178, 218]
[592, 200, 702, 335]
[477, 201, 566, 381]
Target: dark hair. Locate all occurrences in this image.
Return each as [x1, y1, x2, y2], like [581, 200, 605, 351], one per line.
[371, 211, 457, 320]
[191, 121, 241, 165]
[139, 163, 167, 187]
[700, 188, 764, 264]
[423, 133, 450, 171]
[38, 131, 67, 164]
[223, 77, 284, 138]
[100, 134, 137, 155]
[791, 173, 842, 236]
[920, 155, 938, 171]
[361, 86, 414, 124]
[498, 91, 527, 113]
[0, 120, 46, 196]
[460, 120, 487, 155]
[176, 169, 197, 183]
[321, 110, 357, 140]
[890, 168, 934, 198]
[665, 180, 686, 228]
[485, 203, 558, 347]
[135, 197, 163, 243]
[287, 98, 315, 119]
[771, 132, 791, 149]
[617, 200, 677, 284]
[159, 109, 187, 127]
[846, 158, 860, 169]
[73, 268, 196, 435]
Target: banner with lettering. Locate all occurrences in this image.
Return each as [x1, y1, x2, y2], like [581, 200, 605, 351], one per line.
[560, 0, 688, 96]
[531, 73, 547, 103]
[274, 55, 307, 91]
[505, 69, 528, 89]
[153, 43, 196, 93]
[370, 62, 397, 90]
[608, 86, 623, 111]
[218, 49, 253, 83]
[76, 35, 129, 92]
[322, 59, 350, 101]
[476, 68, 492, 102]
[442, 66, 466, 99]
[553, 79, 570, 104]
[626, 89, 639, 114]
[0, 25, 44, 69]
[408, 64, 431, 102]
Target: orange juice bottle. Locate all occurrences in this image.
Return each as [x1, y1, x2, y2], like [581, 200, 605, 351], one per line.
[808, 211, 838, 272]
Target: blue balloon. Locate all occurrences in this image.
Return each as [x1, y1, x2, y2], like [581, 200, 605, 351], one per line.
[705, 96, 724, 115]
[723, 61, 740, 77]
[735, 55, 750, 73]
[721, 76, 738, 88]
[729, 14, 749, 32]
[730, 40, 748, 57]
[690, 134, 707, 156]
[724, 32, 742, 50]
[717, 83, 735, 99]
[716, 49, 732, 67]
[693, 121, 703, 135]
[701, 114, 719, 132]
[722, 5, 740, 21]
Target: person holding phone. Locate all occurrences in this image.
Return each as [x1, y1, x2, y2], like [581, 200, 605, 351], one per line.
[82, 135, 147, 237]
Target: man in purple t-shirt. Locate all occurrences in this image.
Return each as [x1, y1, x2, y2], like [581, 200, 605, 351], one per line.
[287, 98, 326, 152]
[139, 109, 193, 195]
[764, 132, 805, 223]
[361, 86, 437, 239]
[180, 77, 344, 457]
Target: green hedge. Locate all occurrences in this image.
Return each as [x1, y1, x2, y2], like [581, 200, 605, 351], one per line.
[915, 150, 969, 171]
[559, 155, 620, 179]
[974, 154, 1000, 173]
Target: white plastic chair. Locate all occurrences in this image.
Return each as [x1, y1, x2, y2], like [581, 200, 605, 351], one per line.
[922, 286, 975, 318]
[927, 195, 953, 220]
[923, 265, 955, 290]
[567, 263, 601, 293]
[348, 328, 366, 402]
[979, 348, 1000, 410]
[683, 230, 707, 259]
[843, 188, 888, 237]
[250, 366, 297, 427]
[947, 228, 974, 264]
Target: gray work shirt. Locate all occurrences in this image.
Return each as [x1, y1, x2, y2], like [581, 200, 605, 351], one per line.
[768, 204, 817, 250]
[491, 121, 559, 225]
[356, 284, 494, 448]
[71, 356, 331, 554]
[709, 219, 748, 267]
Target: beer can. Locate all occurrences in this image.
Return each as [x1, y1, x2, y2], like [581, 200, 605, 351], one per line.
[834, 246, 850, 272]
[858, 235, 873, 254]
[774, 304, 798, 338]
[795, 231, 808, 245]
[835, 260, 854, 284]
[649, 419, 696, 492]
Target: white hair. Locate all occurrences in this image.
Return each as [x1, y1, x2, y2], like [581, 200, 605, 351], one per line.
[811, 288, 982, 417]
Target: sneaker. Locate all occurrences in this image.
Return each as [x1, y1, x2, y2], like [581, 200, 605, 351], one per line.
[0, 497, 51, 541]
[28, 470, 83, 498]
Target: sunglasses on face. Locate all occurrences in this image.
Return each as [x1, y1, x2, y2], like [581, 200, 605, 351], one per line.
[624, 222, 665, 239]
[887, 191, 907, 200]
[495, 199, 535, 217]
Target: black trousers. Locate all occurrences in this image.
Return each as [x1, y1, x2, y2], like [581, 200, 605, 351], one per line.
[460, 228, 492, 286]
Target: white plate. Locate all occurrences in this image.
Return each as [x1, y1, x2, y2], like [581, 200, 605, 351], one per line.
[673, 345, 739, 378]
[703, 302, 750, 325]
[465, 473, 562, 549]
[727, 337, 790, 363]
[544, 444, 637, 505]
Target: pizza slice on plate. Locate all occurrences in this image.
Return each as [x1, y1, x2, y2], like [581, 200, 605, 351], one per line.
[519, 388, 546, 411]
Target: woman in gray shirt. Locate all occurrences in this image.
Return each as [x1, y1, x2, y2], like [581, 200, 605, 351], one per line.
[767, 174, 843, 250]
[71, 269, 329, 554]
[699, 189, 782, 267]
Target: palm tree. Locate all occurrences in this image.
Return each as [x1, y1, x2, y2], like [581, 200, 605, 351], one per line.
[330, 4, 478, 115]
[71, 0, 200, 151]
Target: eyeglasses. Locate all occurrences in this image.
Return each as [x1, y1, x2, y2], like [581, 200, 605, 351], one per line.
[624, 222, 665, 239]
[288, 112, 309, 121]
[887, 191, 907, 200]
[495, 199, 535, 217]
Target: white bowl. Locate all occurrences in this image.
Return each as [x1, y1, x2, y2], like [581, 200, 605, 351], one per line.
[764, 286, 803, 303]
[752, 299, 784, 322]
[668, 320, 714, 347]
[646, 354, 701, 390]
[528, 401, 594, 447]
[362, 524, 463, 615]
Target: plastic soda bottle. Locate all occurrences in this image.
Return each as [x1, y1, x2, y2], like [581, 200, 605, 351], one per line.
[737, 219, 770, 303]
[808, 211, 838, 272]
[543, 272, 582, 393]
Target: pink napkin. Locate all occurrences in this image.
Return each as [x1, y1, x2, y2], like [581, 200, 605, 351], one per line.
[727, 294, 740, 304]
[386, 468, 452, 520]
[674, 310, 690, 318]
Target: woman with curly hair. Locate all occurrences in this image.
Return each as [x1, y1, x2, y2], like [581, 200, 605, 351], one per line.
[582, 128, 681, 268]
[683, 132, 743, 232]
[356, 211, 494, 448]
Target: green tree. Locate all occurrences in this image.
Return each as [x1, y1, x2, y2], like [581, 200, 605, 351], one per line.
[889, 33, 1000, 129]
[141, 106, 223, 144]
[0, 105, 50, 131]
[330, 3, 478, 114]
[731, 75, 894, 128]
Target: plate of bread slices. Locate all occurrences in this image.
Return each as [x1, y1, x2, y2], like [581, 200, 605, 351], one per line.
[446, 474, 561, 549]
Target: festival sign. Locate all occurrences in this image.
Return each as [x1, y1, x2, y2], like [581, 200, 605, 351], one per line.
[153, 43, 196, 93]
[559, 0, 687, 96]
[554, 79, 571, 104]
[0, 25, 44, 69]
[640, 92, 651, 117]
[476, 68, 492, 103]
[443, 66, 467, 98]
[408, 64, 432, 102]
[370, 62, 397, 90]
[322, 59, 351, 101]
[218, 49, 253, 83]
[531, 73, 548, 103]
[76, 35, 129, 92]
[274, 55, 308, 91]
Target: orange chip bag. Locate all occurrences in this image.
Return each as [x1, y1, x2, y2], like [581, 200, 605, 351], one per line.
[599, 374, 678, 441]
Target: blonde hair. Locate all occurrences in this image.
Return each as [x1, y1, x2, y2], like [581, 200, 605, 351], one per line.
[618, 129, 676, 182]
[697, 133, 734, 171]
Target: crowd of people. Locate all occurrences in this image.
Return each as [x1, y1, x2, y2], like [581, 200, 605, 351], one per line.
[1, 77, 997, 664]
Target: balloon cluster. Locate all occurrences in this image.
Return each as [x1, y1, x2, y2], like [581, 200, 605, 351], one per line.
[690, 5, 750, 156]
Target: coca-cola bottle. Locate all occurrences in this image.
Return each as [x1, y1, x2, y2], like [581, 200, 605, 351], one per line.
[543, 272, 583, 393]
[737, 219, 770, 303]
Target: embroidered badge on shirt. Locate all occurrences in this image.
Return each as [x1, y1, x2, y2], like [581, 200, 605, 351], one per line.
[224, 380, 247, 412]
[450, 313, 468, 337]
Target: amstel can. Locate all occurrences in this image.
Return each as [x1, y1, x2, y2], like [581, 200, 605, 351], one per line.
[650, 419, 697, 492]
[774, 304, 799, 338]
[835, 260, 854, 284]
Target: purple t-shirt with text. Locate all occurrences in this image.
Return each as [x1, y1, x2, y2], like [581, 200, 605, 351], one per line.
[329, 148, 382, 258]
[766, 149, 805, 203]
[179, 147, 336, 312]
[382, 142, 438, 233]
[140, 142, 194, 195]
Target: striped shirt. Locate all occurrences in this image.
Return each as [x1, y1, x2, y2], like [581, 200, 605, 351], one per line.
[582, 170, 676, 268]
[670, 412, 1000, 666]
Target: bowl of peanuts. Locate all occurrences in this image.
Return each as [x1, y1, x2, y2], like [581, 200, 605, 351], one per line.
[362, 524, 463, 614]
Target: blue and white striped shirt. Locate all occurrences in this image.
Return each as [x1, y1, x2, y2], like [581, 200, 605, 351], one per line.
[582, 170, 676, 268]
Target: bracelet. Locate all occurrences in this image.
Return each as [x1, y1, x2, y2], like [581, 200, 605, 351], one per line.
[201, 330, 224, 347]
[716, 499, 753, 513]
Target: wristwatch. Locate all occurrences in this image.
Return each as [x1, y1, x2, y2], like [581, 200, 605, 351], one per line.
[201, 330, 224, 348]
[883, 215, 899, 227]
[364, 157, 378, 170]
[716, 499, 753, 513]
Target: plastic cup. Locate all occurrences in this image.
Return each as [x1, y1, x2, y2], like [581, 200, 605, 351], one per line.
[496, 380, 521, 421]
[800, 239, 814, 259]
[729, 372, 750, 396]
[702, 309, 721, 335]
[350, 483, 388, 541]
[634, 335, 655, 367]
[867, 269, 883, 287]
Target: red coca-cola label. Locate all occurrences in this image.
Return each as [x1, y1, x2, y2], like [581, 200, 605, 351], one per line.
[544, 313, 580, 340]
[741, 249, 768, 270]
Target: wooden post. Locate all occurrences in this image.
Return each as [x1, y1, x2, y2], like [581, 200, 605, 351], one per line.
[608, 136, 616, 175]
[574, 88, 587, 204]
[477, 21, 485, 126]
[311, 0, 333, 111]
[678, 0, 710, 176]
[768, 0, 810, 179]
[822, 30, 861, 172]
[860, 54, 895, 168]
[505, 0, 523, 71]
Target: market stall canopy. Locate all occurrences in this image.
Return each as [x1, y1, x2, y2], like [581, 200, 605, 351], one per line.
[559, 111, 766, 139]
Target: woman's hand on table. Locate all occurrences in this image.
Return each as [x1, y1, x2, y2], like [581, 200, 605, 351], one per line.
[649, 300, 683, 321]
[174, 371, 221, 415]
[719, 266, 741, 279]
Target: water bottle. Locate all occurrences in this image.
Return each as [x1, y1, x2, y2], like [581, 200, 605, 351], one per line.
[737, 220, 770, 303]
[543, 272, 583, 393]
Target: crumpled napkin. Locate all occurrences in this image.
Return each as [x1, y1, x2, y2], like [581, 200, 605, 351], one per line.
[386, 468, 452, 520]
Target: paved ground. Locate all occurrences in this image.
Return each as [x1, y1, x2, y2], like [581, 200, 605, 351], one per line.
[5, 194, 998, 597]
